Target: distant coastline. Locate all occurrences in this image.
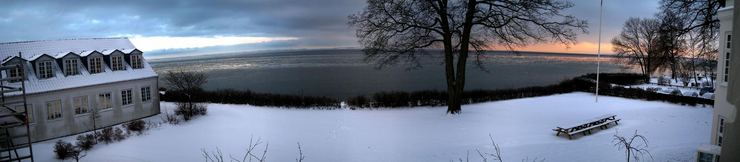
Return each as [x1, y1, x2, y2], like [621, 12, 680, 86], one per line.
[148, 48, 619, 63]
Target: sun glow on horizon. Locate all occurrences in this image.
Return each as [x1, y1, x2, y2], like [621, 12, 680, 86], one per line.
[512, 42, 615, 55]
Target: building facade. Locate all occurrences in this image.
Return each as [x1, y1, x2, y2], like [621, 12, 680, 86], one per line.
[0, 38, 159, 142]
[699, 0, 739, 161]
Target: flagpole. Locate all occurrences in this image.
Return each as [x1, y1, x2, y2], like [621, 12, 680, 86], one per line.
[596, 0, 604, 103]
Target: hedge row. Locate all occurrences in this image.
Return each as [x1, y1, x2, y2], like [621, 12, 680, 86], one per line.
[161, 89, 340, 109]
[347, 73, 713, 108]
[161, 73, 712, 109]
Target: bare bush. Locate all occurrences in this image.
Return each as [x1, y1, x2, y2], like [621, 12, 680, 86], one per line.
[96, 127, 114, 144]
[76, 134, 96, 151]
[296, 142, 305, 162]
[54, 140, 74, 159]
[202, 137, 307, 162]
[175, 102, 207, 121]
[613, 130, 653, 162]
[162, 111, 180, 125]
[476, 134, 503, 162]
[458, 134, 544, 162]
[113, 127, 127, 141]
[125, 119, 147, 135]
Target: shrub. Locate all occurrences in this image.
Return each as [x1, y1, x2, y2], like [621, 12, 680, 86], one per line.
[161, 89, 339, 108]
[657, 76, 670, 85]
[54, 140, 74, 160]
[346, 73, 714, 108]
[125, 119, 146, 135]
[75, 134, 96, 151]
[163, 112, 180, 125]
[96, 127, 114, 144]
[175, 102, 208, 121]
[113, 127, 127, 141]
[670, 89, 682, 96]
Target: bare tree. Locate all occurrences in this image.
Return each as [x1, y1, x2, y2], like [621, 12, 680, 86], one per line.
[164, 70, 208, 120]
[164, 70, 207, 94]
[659, 0, 720, 48]
[349, 0, 587, 114]
[612, 17, 665, 77]
[654, 0, 720, 83]
[612, 130, 653, 162]
[682, 30, 718, 86]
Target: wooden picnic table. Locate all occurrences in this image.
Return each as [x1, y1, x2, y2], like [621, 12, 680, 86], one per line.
[553, 114, 620, 139]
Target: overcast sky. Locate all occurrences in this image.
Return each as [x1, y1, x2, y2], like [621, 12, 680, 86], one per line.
[0, 0, 659, 58]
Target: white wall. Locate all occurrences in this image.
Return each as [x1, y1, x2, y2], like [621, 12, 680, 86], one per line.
[712, 6, 738, 146]
[8, 77, 159, 142]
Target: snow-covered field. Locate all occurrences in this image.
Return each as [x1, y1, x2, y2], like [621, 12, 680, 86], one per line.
[33, 92, 711, 162]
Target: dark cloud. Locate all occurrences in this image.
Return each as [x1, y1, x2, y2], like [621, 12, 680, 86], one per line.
[0, 0, 658, 55]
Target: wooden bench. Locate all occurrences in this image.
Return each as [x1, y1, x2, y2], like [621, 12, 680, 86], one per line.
[553, 114, 620, 139]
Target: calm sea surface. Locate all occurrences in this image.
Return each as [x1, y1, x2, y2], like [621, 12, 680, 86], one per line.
[150, 49, 633, 98]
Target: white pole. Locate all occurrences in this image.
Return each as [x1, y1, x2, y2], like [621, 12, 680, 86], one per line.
[596, 0, 604, 103]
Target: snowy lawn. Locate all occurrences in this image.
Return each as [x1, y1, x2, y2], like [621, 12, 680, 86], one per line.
[33, 92, 711, 162]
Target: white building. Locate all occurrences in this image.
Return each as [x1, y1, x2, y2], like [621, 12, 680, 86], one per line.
[698, 0, 737, 161]
[0, 38, 159, 141]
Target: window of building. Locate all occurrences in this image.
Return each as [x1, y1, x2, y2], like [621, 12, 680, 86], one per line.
[89, 57, 103, 74]
[719, 136, 723, 146]
[64, 59, 80, 76]
[141, 86, 151, 102]
[697, 152, 714, 162]
[46, 100, 62, 120]
[719, 117, 725, 146]
[37, 61, 54, 79]
[98, 92, 112, 110]
[131, 55, 143, 69]
[7, 65, 22, 82]
[121, 89, 133, 105]
[726, 33, 732, 83]
[74, 96, 89, 115]
[111, 56, 125, 71]
[13, 104, 32, 123]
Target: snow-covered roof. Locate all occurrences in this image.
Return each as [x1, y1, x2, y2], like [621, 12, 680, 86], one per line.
[78, 50, 95, 57]
[0, 38, 158, 95]
[0, 38, 135, 60]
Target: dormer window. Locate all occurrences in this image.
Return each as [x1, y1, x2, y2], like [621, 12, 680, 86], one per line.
[111, 55, 125, 71]
[89, 57, 103, 74]
[63, 59, 80, 76]
[130, 55, 143, 69]
[7, 65, 22, 82]
[37, 61, 54, 79]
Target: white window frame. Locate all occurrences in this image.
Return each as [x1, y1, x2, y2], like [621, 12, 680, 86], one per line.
[14, 104, 33, 123]
[121, 89, 133, 105]
[64, 59, 80, 76]
[37, 61, 54, 79]
[7, 64, 22, 82]
[131, 55, 143, 69]
[46, 100, 62, 120]
[111, 55, 125, 71]
[725, 32, 732, 83]
[73, 96, 89, 115]
[141, 86, 151, 102]
[98, 92, 112, 110]
[89, 57, 104, 74]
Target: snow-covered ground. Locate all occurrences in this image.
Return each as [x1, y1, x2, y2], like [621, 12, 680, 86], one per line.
[33, 92, 711, 162]
[626, 76, 714, 99]
[629, 83, 708, 98]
